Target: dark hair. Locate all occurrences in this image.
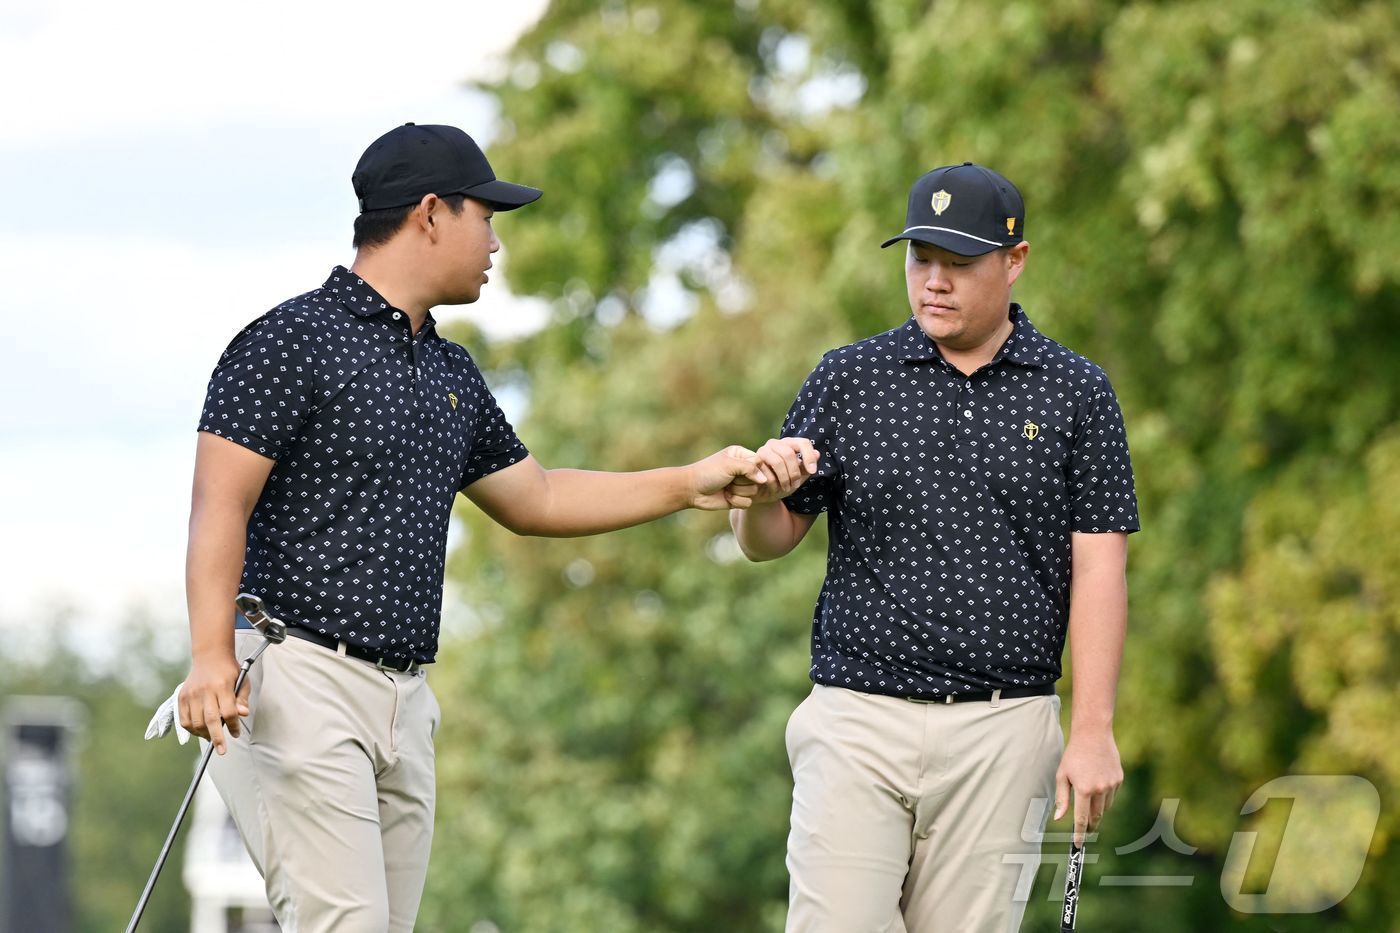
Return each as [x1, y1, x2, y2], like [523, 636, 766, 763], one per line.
[352, 193, 469, 250]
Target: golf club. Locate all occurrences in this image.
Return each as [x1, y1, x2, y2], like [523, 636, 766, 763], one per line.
[1060, 840, 1085, 931]
[124, 593, 286, 933]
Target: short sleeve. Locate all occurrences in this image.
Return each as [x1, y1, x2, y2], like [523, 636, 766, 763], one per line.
[459, 360, 530, 490]
[780, 353, 843, 515]
[1069, 381, 1140, 533]
[197, 312, 315, 460]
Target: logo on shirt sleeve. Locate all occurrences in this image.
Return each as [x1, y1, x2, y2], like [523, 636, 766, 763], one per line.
[448, 391, 459, 411]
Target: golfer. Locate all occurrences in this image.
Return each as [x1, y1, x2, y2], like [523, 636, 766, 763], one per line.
[732, 163, 1140, 931]
[180, 122, 777, 932]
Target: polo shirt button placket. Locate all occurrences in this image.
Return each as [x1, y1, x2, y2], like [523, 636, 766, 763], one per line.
[394, 316, 416, 387]
[955, 378, 976, 466]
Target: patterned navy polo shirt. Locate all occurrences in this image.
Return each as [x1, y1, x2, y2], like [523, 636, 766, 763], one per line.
[782, 304, 1139, 698]
[198, 266, 529, 663]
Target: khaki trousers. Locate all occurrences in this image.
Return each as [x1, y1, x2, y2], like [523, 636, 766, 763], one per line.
[209, 630, 440, 933]
[785, 684, 1062, 933]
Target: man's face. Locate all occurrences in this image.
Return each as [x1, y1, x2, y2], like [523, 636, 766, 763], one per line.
[437, 197, 500, 304]
[904, 240, 1027, 351]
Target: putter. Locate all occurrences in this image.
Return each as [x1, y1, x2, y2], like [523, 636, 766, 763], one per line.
[125, 593, 286, 933]
[1060, 840, 1085, 931]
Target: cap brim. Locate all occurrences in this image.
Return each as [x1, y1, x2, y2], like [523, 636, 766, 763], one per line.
[880, 227, 1004, 256]
[460, 178, 542, 211]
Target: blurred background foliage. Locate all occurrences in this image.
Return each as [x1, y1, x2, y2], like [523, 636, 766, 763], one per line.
[9, 0, 1397, 930]
[0, 614, 192, 932]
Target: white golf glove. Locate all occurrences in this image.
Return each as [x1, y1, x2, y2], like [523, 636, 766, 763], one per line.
[144, 682, 191, 744]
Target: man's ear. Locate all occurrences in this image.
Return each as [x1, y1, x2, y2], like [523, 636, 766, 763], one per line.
[416, 194, 441, 236]
[1006, 241, 1029, 288]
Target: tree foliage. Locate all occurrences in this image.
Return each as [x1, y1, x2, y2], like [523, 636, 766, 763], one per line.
[425, 1, 1400, 930]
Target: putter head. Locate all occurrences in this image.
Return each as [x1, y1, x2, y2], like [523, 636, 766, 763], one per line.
[235, 593, 288, 643]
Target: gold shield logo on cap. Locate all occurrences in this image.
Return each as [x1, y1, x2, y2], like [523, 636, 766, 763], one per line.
[931, 190, 952, 216]
[1007, 217, 1016, 235]
[1023, 421, 1039, 440]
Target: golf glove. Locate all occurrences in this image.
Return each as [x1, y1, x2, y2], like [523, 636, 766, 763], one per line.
[144, 682, 191, 745]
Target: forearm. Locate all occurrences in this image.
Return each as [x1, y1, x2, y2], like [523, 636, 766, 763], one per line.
[1065, 565, 1127, 733]
[185, 499, 253, 661]
[519, 466, 694, 537]
[731, 501, 805, 561]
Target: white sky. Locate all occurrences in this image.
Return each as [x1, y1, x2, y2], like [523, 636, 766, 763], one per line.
[0, 0, 552, 646]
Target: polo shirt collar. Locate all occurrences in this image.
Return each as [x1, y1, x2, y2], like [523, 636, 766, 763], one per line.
[321, 266, 436, 331]
[897, 317, 942, 363]
[997, 304, 1046, 368]
[897, 303, 1046, 369]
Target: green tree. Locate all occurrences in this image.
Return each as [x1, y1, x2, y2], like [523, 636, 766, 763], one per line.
[424, 1, 1400, 929]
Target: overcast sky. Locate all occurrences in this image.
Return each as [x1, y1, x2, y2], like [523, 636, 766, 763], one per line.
[0, 0, 551, 647]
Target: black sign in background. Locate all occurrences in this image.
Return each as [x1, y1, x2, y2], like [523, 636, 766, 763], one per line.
[3, 699, 84, 933]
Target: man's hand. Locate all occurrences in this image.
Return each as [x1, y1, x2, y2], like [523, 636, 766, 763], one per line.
[687, 445, 770, 510]
[725, 437, 819, 507]
[1054, 728, 1123, 846]
[179, 651, 251, 756]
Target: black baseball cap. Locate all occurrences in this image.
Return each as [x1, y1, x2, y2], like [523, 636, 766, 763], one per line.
[880, 162, 1024, 256]
[352, 123, 542, 213]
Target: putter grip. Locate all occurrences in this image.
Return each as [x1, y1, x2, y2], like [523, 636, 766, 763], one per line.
[1061, 842, 1084, 931]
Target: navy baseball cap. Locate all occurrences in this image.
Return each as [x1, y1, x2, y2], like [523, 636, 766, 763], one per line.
[880, 162, 1024, 256]
[352, 123, 542, 213]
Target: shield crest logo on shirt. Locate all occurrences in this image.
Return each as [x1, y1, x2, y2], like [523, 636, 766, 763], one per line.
[931, 190, 952, 215]
[448, 391, 459, 411]
[1023, 421, 1039, 440]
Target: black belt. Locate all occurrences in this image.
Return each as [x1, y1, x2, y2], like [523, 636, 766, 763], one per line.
[905, 683, 1054, 705]
[284, 626, 423, 673]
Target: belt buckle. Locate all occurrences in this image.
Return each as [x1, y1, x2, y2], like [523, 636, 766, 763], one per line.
[377, 656, 412, 673]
